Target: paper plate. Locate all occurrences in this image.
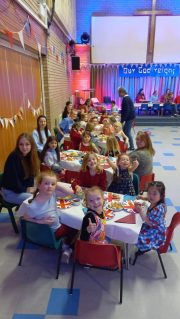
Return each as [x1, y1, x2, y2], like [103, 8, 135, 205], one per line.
[107, 201, 123, 212]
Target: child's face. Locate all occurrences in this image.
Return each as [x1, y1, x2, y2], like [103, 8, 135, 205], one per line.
[18, 137, 31, 156]
[87, 155, 98, 169]
[38, 176, 57, 196]
[136, 136, 145, 149]
[83, 134, 91, 143]
[86, 191, 104, 214]
[49, 140, 57, 149]
[147, 186, 161, 205]
[38, 117, 47, 129]
[118, 155, 130, 169]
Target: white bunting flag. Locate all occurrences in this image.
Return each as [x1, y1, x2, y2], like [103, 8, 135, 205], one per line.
[18, 30, 25, 49]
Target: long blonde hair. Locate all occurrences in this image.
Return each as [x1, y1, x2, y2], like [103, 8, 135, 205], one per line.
[136, 131, 155, 156]
[106, 136, 120, 154]
[81, 152, 102, 173]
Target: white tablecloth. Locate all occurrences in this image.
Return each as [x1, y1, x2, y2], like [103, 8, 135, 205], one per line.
[59, 199, 142, 244]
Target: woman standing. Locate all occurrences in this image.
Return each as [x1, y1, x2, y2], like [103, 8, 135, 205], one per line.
[1, 133, 39, 204]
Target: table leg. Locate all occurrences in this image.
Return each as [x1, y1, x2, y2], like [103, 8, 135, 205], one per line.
[124, 243, 129, 270]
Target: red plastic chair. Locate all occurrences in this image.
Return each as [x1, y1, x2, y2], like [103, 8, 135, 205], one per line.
[133, 212, 180, 278]
[140, 173, 155, 192]
[69, 240, 123, 304]
[118, 140, 128, 153]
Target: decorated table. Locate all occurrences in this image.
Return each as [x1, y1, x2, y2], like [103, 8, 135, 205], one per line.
[57, 188, 143, 269]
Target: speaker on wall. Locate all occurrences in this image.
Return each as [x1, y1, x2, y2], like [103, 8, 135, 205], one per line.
[71, 56, 80, 70]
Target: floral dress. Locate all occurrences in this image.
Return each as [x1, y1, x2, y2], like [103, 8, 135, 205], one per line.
[108, 167, 135, 196]
[137, 203, 166, 252]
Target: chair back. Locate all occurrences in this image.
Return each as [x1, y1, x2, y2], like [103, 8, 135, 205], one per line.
[159, 212, 180, 254]
[132, 173, 140, 195]
[74, 240, 120, 270]
[140, 173, 155, 192]
[20, 219, 60, 249]
[40, 163, 51, 172]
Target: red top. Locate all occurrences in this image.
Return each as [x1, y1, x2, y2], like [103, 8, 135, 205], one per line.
[174, 95, 180, 104]
[70, 129, 82, 150]
[79, 169, 107, 190]
[79, 143, 92, 152]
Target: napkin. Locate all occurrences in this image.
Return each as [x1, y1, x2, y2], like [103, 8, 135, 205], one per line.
[57, 199, 71, 209]
[115, 214, 136, 224]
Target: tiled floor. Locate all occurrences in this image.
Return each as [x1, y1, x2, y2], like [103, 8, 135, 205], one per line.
[0, 126, 180, 319]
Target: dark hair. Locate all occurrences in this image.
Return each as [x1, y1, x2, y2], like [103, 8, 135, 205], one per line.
[41, 136, 60, 163]
[36, 115, 49, 144]
[15, 133, 40, 178]
[147, 181, 166, 205]
[85, 98, 91, 106]
[138, 88, 144, 95]
[62, 101, 72, 119]
[111, 100, 115, 104]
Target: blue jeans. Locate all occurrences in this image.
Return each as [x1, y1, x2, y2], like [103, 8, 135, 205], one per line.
[123, 120, 134, 149]
[1, 188, 32, 205]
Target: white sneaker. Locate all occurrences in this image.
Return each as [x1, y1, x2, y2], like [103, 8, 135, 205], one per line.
[61, 247, 72, 264]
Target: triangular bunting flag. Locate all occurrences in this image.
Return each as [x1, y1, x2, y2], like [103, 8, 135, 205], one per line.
[18, 30, 25, 49]
[0, 118, 4, 127]
[6, 31, 13, 47]
[19, 107, 24, 113]
[37, 42, 41, 56]
[27, 99, 31, 108]
[9, 119, 14, 127]
[4, 118, 9, 128]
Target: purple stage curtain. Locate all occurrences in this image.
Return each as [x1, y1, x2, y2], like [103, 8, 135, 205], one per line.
[90, 65, 180, 104]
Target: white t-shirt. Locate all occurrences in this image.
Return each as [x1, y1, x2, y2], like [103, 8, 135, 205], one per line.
[17, 193, 61, 231]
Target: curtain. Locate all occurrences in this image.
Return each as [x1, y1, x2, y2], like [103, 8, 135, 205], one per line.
[90, 65, 180, 103]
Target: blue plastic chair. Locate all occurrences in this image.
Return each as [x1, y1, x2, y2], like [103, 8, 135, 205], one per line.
[18, 219, 64, 279]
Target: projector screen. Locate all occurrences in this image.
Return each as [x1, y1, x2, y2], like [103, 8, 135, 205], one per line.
[154, 16, 180, 63]
[91, 16, 149, 64]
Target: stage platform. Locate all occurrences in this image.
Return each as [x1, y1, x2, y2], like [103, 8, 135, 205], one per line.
[135, 115, 180, 126]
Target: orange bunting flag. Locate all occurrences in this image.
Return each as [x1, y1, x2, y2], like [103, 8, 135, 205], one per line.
[6, 31, 13, 47]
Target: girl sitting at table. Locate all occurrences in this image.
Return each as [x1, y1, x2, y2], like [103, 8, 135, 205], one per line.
[102, 118, 114, 136]
[71, 152, 107, 193]
[107, 153, 138, 195]
[113, 122, 129, 146]
[134, 181, 166, 253]
[17, 171, 78, 263]
[79, 113, 88, 130]
[32, 115, 51, 154]
[41, 136, 62, 173]
[80, 186, 107, 243]
[79, 131, 100, 153]
[105, 136, 120, 157]
[70, 121, 83, 150]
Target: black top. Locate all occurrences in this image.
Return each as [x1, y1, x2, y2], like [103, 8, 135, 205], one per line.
[80, 208, 104, 241]
[2, 151, 34, 193]
[121, 95, 135, 123]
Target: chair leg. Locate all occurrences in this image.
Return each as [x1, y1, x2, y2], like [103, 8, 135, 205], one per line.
[8, 208, 19, 233]
[119, 258, 123, 304]
[56, 247, 63, 279]
[69, 261, 76, 294]
[132, 251, 140, 265]
[157, 251, 167, 279]
[18, 240, 26, 266]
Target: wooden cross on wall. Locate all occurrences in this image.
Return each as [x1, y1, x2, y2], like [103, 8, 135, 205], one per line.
[135, 0, 171, 63]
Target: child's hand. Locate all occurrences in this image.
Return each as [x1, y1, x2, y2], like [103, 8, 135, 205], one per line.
[75, 185, 83, 195]
[87, 218, 97, 233]
[134, 201, 143, 213]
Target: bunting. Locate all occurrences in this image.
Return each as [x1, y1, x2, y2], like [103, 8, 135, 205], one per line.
[0, 97, 43, 129]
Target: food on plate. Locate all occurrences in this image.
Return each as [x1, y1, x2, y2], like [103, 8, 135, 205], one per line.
[66, 157, 74, 161]
[112, 193, 121, 200]
[67, 151, 79, 157]
[108, 201, 123, 210]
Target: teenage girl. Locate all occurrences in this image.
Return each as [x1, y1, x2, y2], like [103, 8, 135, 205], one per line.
[41, 136, 62, 172]
[32, 115, 51, 153]
[17, 171, 78, 261]
[107, 153, 138, 195]
[79, 131, 100, 153]
[134, 181, 166, 252]
[1, 133, 39, 205]
[102, 119, 114, 136]
[71, 152, 107, 193]
[105, 136, 120, 157]
[80, 186, 107, 243]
